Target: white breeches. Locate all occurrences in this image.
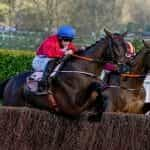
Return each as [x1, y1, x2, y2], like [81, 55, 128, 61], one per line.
[32, 55, 53, 72]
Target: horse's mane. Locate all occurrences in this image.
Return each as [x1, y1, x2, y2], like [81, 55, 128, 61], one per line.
[74, 38, 105, 57]
[129, 47, 150, 73]
[84, 33, 125, 51]
[85, 38, 105, 50]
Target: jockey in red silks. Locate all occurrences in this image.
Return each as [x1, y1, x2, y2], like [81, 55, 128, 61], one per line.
[100, 41, 136, 82]
[36, 30, 77, 59]
[32, 25, 78, 92]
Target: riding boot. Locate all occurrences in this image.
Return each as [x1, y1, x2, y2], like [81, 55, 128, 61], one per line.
[38, 59, 59, 92]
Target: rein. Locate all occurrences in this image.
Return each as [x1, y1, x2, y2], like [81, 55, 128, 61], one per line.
[71, 35, 122, 64]
[106, 84, 144, 92]
[72, 54, 101, 63]
[51, 70, 99, 79]
[121, 73, 146, 78]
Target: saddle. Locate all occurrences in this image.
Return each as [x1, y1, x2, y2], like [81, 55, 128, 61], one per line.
[26, 56, 70, 95]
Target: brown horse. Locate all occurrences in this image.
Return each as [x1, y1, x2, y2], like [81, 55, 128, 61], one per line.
[104, 41, 150, 113]
[0, 29, 128, 119]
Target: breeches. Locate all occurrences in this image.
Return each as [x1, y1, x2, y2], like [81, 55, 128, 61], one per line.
[32, 55, 54, 72]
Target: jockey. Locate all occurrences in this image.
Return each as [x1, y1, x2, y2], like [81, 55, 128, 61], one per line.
[36, 25, 77, 59]
[32, 25, 77, 92]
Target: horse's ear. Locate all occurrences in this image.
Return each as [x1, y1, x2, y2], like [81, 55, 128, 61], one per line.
[122, 31, 128, 37]
[104, 28, 113, 38]
[143, 40, 150, 48]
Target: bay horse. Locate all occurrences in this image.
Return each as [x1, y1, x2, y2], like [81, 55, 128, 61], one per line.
[104, 40, 150, 113]
[0, 29, 128, 119]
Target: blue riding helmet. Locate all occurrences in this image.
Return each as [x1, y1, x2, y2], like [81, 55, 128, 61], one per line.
[57, 25, 76, 39]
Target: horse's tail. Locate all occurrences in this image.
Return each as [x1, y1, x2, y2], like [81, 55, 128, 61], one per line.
[0, 79, 9, 99]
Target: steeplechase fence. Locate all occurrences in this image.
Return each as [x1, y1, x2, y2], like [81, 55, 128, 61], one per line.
[0, 107, 149, 150]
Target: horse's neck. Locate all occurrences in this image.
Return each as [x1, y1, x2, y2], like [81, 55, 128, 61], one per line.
[132, 51, 146, 74]
[70, 40, 106, 73]
[68, 56, 102, 75]
[84, 40, 107, 58]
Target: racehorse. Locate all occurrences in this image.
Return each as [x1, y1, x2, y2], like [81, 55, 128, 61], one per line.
[104, 40, 150, 113]
[0, 29, 128, 119]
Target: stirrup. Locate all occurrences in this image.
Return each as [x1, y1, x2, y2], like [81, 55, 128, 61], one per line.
[37, 81, 49, 94]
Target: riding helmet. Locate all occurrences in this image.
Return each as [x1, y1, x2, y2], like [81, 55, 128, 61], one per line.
[57, 25, 76, 39]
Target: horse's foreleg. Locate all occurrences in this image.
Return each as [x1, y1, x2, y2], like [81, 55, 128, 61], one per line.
[122, 100, 144, 113]
[86, 82, 107, 121]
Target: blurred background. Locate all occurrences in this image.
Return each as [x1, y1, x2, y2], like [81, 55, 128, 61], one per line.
[0, 0, 150, 50]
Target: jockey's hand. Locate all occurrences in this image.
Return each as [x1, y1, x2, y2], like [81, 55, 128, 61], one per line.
[64, 49, 73, 55]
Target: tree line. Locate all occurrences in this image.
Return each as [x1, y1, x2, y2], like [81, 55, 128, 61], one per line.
[0, 0, 150, 36]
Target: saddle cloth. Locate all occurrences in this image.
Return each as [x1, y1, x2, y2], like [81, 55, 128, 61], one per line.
[27, 55, 52, 92]
[26, 72, 43, 92]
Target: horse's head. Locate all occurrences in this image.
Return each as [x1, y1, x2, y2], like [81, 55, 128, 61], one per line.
[83, 29, 128, 67]
[103, 29, 128, 65]
[128, 40, 150, 74]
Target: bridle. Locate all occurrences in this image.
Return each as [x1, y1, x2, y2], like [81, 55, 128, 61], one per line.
[106, 36, 127, 64]
[106, 49, 150, 92]
[72, 36, 126, 65]
[123, 49, 150, 78]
